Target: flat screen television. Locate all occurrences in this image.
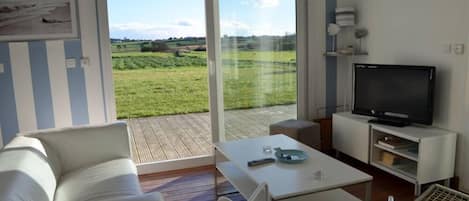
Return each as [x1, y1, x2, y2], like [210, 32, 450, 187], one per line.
[353, 63, 435, 127]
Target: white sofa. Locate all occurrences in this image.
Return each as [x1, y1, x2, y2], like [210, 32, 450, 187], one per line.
[0, 122, 163, 201]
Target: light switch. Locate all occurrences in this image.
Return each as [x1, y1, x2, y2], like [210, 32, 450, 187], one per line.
[66, 58, 76, 68]
[453, 44, 465, 55]
[0, 63, 4, 74]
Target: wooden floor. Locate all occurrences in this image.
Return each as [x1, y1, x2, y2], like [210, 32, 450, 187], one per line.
[139, 155, 416, 201]
[127, 105, 296, 164]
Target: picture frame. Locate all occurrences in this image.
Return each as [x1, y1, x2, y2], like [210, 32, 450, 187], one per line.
[0, 0, 79, 42]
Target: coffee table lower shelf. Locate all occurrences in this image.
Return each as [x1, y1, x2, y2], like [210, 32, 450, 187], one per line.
[216, 161, 257, 198]
[216, 161, 361, 201]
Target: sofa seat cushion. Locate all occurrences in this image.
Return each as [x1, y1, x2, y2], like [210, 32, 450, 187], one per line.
[54, 158, 141, 201]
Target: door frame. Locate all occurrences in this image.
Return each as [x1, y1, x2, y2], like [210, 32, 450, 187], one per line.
[97, 0, 312, 173]
[96, 0, 117, 121]
[205, 0, 225, 143]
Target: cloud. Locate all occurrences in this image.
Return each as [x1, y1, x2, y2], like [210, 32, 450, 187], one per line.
[220, 19, 294, 36]
[221, 20, 250, 30]
[109, 18, 294, 39]
[220, 20, 251, 36]
[175, 19, 194, 27]
[110, 22, 155, 32]
[110, 20, 206, 40]
[242, 0, 280, 8]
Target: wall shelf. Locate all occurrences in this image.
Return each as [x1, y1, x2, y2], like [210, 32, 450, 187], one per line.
[324, 51, 368, 57]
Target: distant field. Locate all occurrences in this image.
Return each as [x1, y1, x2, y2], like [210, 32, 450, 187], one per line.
[112, 52, 206, 70]
[113, 51, 297, 119]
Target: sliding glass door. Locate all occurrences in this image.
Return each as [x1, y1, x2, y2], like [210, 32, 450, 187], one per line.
[218, 0, 298, 141]
[108, 0, 212, 165]
[102, 0, 301, 169]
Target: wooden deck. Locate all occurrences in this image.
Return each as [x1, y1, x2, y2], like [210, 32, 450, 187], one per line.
[127, 105, 296, 164]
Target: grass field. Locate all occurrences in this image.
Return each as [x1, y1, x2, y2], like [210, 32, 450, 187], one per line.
[113, 51, 297, 119]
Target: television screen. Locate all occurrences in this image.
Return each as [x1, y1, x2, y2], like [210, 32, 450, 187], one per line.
[353, 64, 435, 125]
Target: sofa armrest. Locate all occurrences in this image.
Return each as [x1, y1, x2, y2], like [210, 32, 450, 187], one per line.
[97, 192, 164, 201]
[23, 122, 132, 174]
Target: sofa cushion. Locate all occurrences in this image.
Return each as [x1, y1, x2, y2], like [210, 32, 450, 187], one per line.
[28, 122, 131, 174]
[0, 137, 58, 201]
[54, 158, 141, 201]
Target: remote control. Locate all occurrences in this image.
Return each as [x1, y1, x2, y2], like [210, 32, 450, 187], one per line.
[247, 158, 276, 167]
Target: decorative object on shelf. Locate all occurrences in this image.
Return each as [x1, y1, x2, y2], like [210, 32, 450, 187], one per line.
[378, 136, 416, 150]
[381, 151, 403, 166]
[327, 23, 341, 52]
[355, 28, 368, 53]
[274, 147, 308, 164]
[0, 0, 79, 41]
[335, 7, 356, 27]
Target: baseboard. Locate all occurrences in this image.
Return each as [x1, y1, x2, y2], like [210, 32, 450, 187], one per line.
[136, 155, 213, 175]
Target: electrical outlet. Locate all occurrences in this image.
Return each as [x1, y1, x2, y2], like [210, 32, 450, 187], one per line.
[66, 58, 76, 68]
[0, 63, 4, 74]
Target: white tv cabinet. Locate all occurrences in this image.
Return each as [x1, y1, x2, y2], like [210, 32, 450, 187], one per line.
[332, 112, 457, 195]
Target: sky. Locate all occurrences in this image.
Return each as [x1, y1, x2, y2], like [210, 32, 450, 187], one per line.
[108, 0, 296, 40]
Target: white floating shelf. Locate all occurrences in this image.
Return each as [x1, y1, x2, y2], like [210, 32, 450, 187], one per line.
[324, 52, 369, 57]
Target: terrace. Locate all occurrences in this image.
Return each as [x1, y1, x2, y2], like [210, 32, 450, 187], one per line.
[127, 104, 296, 164]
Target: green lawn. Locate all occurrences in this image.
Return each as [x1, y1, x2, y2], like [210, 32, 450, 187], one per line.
[113, 51, 297, 119]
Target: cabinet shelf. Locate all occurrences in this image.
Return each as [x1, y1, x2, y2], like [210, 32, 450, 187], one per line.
[373, 143, 418, 162]
[372, 161, 417, 181]
[216, 161, 257, 199]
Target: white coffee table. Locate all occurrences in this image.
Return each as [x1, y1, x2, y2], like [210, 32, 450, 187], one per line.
[214, 135, 373, 201]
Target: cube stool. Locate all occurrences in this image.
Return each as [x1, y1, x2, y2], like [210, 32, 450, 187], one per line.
[269, 119, 321, 149]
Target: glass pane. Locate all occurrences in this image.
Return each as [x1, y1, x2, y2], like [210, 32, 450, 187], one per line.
[108, 0, 211, 164]
[219, 0, 297, 140]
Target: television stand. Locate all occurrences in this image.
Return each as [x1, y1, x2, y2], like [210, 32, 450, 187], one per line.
[333, 112, 457, 195]
[368, 118, 410, 127]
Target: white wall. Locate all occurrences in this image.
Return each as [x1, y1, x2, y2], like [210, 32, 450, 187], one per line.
[336, 0, 469, 191]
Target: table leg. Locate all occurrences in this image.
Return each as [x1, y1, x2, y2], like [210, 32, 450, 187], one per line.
[414, 183, 421, 196]
[365, 181, 372, 201]
[443, 179, 451, 187]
